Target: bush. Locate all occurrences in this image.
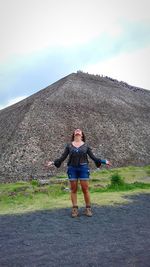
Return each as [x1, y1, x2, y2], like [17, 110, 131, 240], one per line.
[30, 180, 39, 187]
[110, 173, 125, 186]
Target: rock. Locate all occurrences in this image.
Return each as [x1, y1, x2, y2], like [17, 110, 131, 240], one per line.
[38, 179, 50, 186]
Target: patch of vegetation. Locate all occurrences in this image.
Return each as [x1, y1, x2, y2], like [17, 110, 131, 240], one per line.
[56, 172, 67, 179]
[90, 171, 150, 193]
[110, 172, 125, 186]
[146, 170, 150, 176]
[0, 165, 150, 214]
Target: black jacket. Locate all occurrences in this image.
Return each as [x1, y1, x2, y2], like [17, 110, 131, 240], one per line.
[54, 143, 103, 168]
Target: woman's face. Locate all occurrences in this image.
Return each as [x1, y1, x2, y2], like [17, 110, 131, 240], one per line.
[74, 128, 83, 137]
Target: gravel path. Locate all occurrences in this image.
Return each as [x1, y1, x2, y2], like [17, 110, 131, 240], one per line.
[0, 193, 150, 267]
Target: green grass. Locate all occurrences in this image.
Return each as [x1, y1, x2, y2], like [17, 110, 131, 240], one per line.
[90, 165, 150, 185]
[0, 165, 150, 215]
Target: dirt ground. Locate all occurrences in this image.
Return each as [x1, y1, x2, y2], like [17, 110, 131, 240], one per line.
[0, 193, 150, 267]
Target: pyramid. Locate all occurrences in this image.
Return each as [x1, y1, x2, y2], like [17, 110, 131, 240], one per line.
[0, 72, 150, 182]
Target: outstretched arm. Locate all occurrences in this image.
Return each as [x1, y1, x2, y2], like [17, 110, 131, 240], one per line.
[46, 144, 69, 168]
[87, 146, 111, 167]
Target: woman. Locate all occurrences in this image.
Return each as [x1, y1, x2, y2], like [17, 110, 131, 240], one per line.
[47, 129, 111, 218]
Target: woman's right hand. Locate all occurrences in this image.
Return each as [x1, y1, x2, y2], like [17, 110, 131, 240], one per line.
[45, 161, 54, 168]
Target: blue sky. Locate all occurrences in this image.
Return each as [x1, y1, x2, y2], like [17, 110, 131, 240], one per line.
[0, 0, 150, 110]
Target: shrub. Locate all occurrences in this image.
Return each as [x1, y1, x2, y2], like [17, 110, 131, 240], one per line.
[110, 172, 125, 186]
[30, 180, 39, 187]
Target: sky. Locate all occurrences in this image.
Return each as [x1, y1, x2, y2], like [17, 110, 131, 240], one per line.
[0, 0, 150, 110]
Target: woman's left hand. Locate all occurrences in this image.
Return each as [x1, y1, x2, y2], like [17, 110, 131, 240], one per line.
[106, 160, 111, 166]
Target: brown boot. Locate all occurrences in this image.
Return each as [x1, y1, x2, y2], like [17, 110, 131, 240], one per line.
[83, 206, 92, 217]
[71, 206, 79, 218]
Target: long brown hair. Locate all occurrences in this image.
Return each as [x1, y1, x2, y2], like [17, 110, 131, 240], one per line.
[71, 129, 86, 142]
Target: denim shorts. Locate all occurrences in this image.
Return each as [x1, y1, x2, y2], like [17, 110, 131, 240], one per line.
[67, 164, 90, 181]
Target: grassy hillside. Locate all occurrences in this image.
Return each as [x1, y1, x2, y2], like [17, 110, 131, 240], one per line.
[0, 165, 150, 215]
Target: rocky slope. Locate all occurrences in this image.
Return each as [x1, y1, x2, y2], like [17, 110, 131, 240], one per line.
[0, 72, 150, 181]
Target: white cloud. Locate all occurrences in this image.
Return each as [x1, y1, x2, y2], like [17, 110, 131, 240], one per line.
[0, 0, 149, 62]
[84, 45, 150, 90]
[0, 96, 27, 110]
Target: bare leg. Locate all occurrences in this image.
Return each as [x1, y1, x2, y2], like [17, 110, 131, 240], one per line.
[70, 181, 78, 206]
[80, 180, 91, 206]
